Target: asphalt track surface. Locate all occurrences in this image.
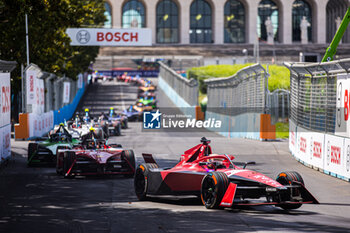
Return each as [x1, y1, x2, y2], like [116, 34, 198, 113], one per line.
[2, 81, 350, 233]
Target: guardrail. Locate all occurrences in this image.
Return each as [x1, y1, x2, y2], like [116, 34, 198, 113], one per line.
[158, 62, 198, 107]
[285, 58, 350, 181]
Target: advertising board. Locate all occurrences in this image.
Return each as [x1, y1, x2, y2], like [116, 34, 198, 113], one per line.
[66, 28, 152, 46]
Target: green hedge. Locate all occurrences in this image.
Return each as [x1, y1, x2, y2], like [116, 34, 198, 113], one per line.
[187, 64, 290, 94]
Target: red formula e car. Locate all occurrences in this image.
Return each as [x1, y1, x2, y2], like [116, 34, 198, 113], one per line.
[134, 137, 319, 210]
[56, 132, 135, 178]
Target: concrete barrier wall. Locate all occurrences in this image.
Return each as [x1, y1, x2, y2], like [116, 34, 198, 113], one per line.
[158, 75, 196, 118]
[289, 119, 350, 182]
[15, 81, 87, 140]
[205, 111, 261, 139]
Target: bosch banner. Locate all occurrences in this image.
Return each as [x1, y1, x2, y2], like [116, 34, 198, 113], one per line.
[335, 73, 350, 137]
[66, 28, 152, 46]
[63, 82, 71, 104]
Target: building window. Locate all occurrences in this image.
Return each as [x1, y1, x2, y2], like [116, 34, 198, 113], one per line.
[292, 0, 312, 42]
[327, 0, 349, 43]
[224, 0, 245, 43]
[122, 0, 145, 28]
[104, 2, 112, 28]
[257, 0, 279, 42]
[190, 0, 212, 43]
[156, 0, 179, 43]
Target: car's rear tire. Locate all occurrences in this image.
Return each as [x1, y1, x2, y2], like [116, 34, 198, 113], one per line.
[56, 146, 69, 175]
[122, 150, 135, 177]
[115, 124, 121, 136]
[201, 171, 229, 209]
[134, 163, 158, 200]
[276, 171, 304, 210]
[27, 143, 38, 166]
[63, 151, 76, 179]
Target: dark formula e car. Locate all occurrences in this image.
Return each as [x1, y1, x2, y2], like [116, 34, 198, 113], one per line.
[27, 124, 79, 166]
[134, 137, 319, 210]
[56, 129, 135, 178]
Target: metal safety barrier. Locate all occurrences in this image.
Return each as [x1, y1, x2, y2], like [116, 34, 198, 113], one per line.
[205, 64, 268, 115]
[267, 89, 290, 124]
[159, 62, 198, 106]
[285, 58, 350, 182]
[284, 59, 350, 133]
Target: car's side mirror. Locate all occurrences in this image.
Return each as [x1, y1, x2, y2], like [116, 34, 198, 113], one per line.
[243, 161, 256, 169]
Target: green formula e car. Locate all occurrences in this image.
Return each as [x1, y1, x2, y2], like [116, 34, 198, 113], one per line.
[27, 124, 80, 166]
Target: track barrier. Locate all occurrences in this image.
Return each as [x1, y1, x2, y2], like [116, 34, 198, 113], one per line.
[285, 59, 350, 181]
[158, 62, 199, 117]
[0, 60, 16, 164]
[14, 64, 88, 140]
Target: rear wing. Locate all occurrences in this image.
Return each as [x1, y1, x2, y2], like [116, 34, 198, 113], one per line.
[142, 153, 158, 164]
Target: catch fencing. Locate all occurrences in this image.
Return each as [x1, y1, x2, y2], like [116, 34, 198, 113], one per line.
[285, 58, 350, 181]
[204, 64, 270, 139]
[266, 89, 290, 124]
[158, 62, 198, 107]
[205, 64, 268, 114]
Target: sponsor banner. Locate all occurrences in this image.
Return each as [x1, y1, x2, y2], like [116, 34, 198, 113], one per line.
[26, 70, 36, 105]
[335, 73, 350, 137]
[66, 28, 152, 46]
[1, 124, 11, 160]
[77, 73, 83, 89]
[28, 111, 54, 138]
[309, 132, 325, 170]
[324, 134, 344, 175]
[0, 73, 11, 127]
[63, 82, 71, 104]
[343, 138, 350, 179]
[26, 70, 45, 114]
[94, 70, 159, 78]
[289, 120, 297, 156]
[296, 127, 311, 164]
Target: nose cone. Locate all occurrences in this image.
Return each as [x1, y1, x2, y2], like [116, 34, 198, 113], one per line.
[227, 170, 283, 187]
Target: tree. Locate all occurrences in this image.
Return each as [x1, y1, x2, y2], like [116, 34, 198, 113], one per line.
[0, 0, 106, 120]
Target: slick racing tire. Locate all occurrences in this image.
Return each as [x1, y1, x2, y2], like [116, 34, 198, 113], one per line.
[201, 171, 229, 209]
[122, 150, 136, 177]
[56, 146, 70, 175]
[134, 163, 158, 201]
[275, 171, 304, 210]
[27, 143, 38, 167]
[115, 124, 121, 136]
[122, 119, 128, 129]
[63, 151, 76, 179]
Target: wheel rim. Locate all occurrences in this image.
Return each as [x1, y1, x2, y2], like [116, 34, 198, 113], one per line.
[135, 169, 146, 196]
[201, 176, 217, 207]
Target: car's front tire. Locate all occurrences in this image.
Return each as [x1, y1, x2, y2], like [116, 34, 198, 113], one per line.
[275, 171, 304, 210]
[63, 151, 76, 179]
[27, 143, 38, 167]
[122, 150, 135, 177]
[201, 171, 229, 209]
